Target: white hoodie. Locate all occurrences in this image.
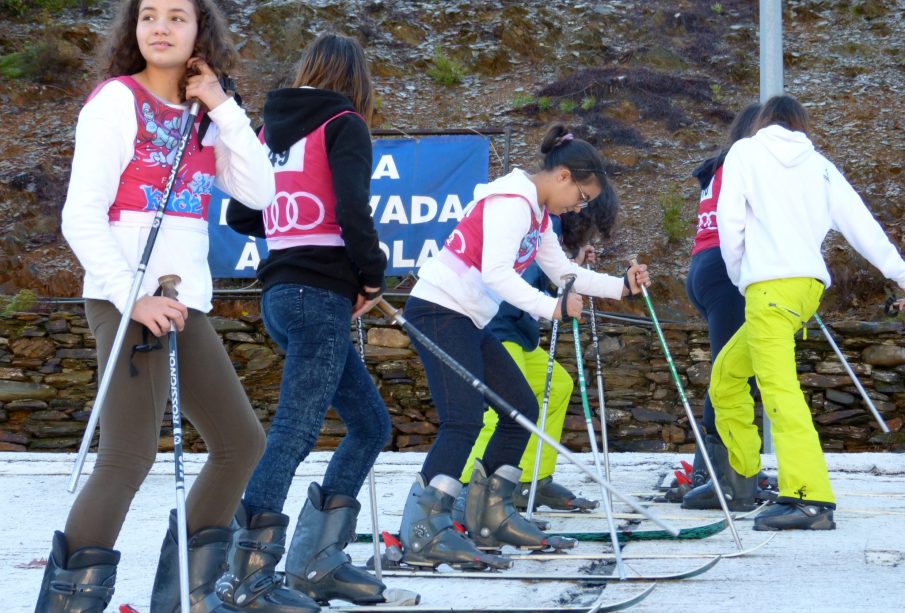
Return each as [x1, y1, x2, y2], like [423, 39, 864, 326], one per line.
[61, 80, 275, 314]
[717, 124, 905, 294]
[412, 169, 625, 328]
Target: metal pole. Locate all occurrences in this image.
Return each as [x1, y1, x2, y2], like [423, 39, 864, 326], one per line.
[356, 318, 384, 580]
[759, 0, 783, 453]
[585, 263, 613, 510]
[375, 299, 679, 537]
[629, 262, 743, 549]
[159, 275, 191, 613]
[525, 309, 560, 521]
[813, 314, 889, 433]
[569, 306, 626, 579]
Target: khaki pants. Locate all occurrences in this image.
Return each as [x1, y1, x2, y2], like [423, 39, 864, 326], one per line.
[64, 300, 265, 551]
[711, 277, 835, 504]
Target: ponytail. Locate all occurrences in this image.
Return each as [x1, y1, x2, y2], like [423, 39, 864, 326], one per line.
[539, 124, 606, 183]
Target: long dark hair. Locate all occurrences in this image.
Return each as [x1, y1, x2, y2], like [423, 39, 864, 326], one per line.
[754, 94, 811, 135]
[292, 33, 375, 125]
[98, 0, 237, 98]
[539, 124, 607, 186]
[560, 179, 618, 250]
[714, 102, 761, 167]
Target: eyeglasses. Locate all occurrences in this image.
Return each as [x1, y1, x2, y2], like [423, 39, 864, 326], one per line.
[572, 178, 590, 209]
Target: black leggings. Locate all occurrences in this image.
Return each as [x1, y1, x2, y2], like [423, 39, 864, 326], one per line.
[404, 297, 538, 483]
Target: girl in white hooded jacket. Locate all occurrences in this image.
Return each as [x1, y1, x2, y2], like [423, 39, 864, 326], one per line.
[714, 94, 905, 531]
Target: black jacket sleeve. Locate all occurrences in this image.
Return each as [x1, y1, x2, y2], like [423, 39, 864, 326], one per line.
[324, 114, 387, 289]
[225, 198, 266, 238]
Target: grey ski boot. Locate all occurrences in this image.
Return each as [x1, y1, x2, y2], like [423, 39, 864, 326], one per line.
[150, 509, 235, 612]
[511, 477, 599, 512]
[464, 461, 577, 551]
[754, 499, 836, 531]
[681, 435, 758, 512]
[34, 531, 120, 613]
[214, 502, 320, 612]
[399, 473, 511, 570]
[284, 483, 384, 605]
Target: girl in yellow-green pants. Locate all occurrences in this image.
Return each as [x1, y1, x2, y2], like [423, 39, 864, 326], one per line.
[716, 95, 905, 531]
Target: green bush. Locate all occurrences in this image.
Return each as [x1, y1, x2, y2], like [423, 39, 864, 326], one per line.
[537, 96, 552, 112]
[580, 95, 597, 111]
[0, 40, 83, 85]
[427, 48, 465, 86]
[1, 289, 37, 316]
[558, 99, 577, 113]
[658, 188, 690, 243]
[512, 93, 534, 109]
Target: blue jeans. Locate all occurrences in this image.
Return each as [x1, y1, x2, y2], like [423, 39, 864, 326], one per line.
[404, 297, 538, 483]
[243, 284, 391, 515]
[686, 247, 751, 439]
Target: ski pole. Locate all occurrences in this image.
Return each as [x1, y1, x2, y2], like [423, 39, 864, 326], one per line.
[355, 317, 384, 580]
[629, 259, 742, 549]
[159, 275, 191, 613]
[375, 299, 679, 537]
[585, 262, 613, 509]
[812, 313, 889, 433]
[525, 289, 561, 522]
[68, 101, 202, 493]
[563, 275, 625, 579]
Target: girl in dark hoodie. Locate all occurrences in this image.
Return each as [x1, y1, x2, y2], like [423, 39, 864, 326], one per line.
[226, 33, 393, 606]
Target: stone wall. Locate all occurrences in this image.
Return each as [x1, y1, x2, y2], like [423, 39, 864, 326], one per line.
[1, 301, 904, 453]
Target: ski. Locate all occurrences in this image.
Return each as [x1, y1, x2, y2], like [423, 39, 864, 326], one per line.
[375, 555, 718, 582]
[504, 532, 776, 561]
[331, 584, 656, 613]
[357, 515, 727, 544]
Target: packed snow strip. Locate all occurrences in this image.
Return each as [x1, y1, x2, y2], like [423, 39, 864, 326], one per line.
[3, 451, 904, 612]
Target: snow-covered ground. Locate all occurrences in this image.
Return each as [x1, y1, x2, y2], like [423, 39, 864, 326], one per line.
[4, 451, 904, 612]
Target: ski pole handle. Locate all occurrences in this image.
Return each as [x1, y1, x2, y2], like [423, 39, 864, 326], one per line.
[885, 296, 902, 317]
[158, 274, 182, 301]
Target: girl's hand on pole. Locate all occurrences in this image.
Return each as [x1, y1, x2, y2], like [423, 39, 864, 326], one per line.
[555, 292, 584, 321]
[574, 244, 596, 266]
[353, 286, 383, 319]
[622, 263, 650, 298]
[185, 57, 229, 111]
[132, 296, 188, 336]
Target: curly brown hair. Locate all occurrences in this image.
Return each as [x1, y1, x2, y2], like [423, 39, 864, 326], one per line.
[97, 0, 237, 100]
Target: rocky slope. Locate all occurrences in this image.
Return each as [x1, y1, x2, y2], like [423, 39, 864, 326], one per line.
[0, 0, 902, 320]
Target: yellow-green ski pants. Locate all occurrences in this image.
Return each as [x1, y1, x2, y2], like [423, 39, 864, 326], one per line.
[711, 277, 835, 504]
[461, 340, 573, 483]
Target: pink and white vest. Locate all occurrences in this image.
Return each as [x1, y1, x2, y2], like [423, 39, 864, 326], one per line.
[260, 110, 362, 250]
[89, 76, 215, 223]
[440, 194, 550, 275]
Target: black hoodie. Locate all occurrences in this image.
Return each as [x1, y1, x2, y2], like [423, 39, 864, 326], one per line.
[227, 88, 386, 301]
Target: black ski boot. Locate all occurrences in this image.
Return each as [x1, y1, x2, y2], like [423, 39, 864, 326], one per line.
[465, 461, 577, 551]
[284, 483, 384, 605]
[661, 438, 714, 503]
[681, 435, 758, 512]
[34, 531, 120, 613]
[150, 509, 235, 612]
[399, 473, 511, 570]
[215, 502, 320, 612]
[754, 499, 836, 531]
[511, 477, 599, 512]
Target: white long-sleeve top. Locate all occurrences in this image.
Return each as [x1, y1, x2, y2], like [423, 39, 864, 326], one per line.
[718, 124, 905, 295]
[412, 169, 625, 328]
[61, 79, 275, 314]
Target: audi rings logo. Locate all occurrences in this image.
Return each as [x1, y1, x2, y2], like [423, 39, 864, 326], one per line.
[263, 191, 325, 234]
[697, 211, 717, 231]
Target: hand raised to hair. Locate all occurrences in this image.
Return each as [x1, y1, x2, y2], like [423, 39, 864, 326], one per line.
[185, 57, 229, 111]
[132, 295, 188, 337]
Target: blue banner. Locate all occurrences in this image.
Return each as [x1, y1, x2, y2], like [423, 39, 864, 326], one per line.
[208, 135, 489, 278]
